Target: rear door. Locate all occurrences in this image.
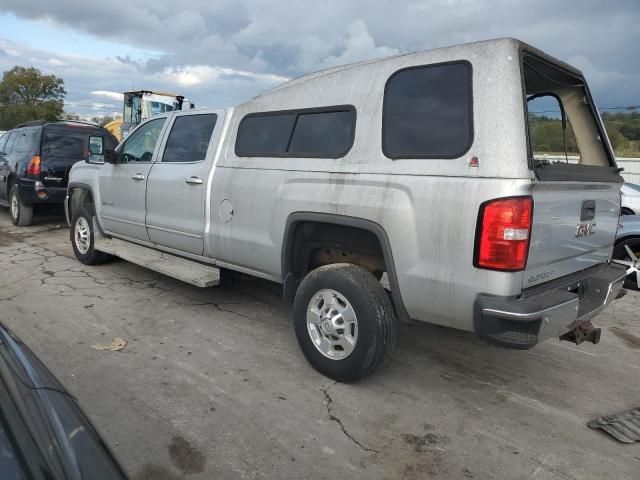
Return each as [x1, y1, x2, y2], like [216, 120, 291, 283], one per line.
[522, 54, 622, 288]
[0, 131, 13, 200]
[145, 110, 222, 255]
[99, 117, 167, 242]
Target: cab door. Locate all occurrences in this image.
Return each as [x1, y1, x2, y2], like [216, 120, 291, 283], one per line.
[98, 117, 167, 242]
[145, 110, 222, 255]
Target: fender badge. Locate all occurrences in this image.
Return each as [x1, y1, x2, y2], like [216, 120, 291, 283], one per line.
[468, 156, 479, 167]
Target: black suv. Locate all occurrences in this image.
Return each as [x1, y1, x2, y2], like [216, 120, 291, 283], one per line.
[0, 120, 118, 226]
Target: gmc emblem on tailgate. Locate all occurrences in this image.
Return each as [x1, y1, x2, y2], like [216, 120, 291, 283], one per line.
[575, 223, 596, 237]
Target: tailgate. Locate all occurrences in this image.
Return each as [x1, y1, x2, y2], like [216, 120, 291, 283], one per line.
[524, 181, 620, 288]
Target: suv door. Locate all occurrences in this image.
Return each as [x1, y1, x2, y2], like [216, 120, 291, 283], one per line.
[0, 131, 16, 200]
[145, 111, 222, 255]
[98, 117, 167, 241]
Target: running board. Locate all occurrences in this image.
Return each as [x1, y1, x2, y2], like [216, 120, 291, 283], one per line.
[94, 229, 220, 288]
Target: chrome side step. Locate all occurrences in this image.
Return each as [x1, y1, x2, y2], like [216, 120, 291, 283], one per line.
[94, 228, 219, 288]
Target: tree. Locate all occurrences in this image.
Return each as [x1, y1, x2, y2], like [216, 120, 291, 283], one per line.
[91, 115, 116, 126]
[0, 66, 66, 129]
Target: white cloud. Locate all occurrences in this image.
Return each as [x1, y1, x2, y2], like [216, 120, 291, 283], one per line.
[91, 90, 125, 101]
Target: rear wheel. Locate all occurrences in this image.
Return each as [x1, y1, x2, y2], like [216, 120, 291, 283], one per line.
[613, 238, 640, 290]
[70, 205, 112, 265]
[293, 264, 397, 382]
[9, 184, 33, 227]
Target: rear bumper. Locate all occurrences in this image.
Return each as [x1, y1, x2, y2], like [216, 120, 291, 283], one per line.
[17, 178, 67, 205]
[475, 263, 626, 349]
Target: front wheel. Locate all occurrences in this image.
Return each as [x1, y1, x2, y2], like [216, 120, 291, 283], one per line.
[293, 264, 397, 382]
[70, 206, 112, 265]
[9, 185, 33, 226]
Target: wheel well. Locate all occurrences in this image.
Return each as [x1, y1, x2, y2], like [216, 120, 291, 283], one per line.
[621, 207, 635, 216]
[7, 174, 15, 191]
[286, 221, 385, 288]
[69, 187, 95, 218]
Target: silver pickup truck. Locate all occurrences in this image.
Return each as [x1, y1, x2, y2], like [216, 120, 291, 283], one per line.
[66, 38, 626, 382]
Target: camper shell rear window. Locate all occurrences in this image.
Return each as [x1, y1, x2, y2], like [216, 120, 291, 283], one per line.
[522, 52, 621, 182]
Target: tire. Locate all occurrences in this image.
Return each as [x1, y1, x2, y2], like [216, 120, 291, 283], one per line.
[70, 205, 112, 265]
[293, 263, 397, 382]
[9, 184, 33, 227]
[612, 237, 640, 290]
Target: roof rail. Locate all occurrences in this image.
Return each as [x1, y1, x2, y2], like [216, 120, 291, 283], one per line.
[14, 119, 102, 129]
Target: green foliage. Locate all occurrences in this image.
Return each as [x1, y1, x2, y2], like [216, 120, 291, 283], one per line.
[0, 66, 66, 129]
[530, 111, 640, 158]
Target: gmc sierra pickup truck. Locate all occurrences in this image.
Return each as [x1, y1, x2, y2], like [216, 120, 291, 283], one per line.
[66, 38, 628, 382]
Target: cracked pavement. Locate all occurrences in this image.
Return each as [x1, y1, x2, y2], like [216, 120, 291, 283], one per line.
[1, 208, 640, 479]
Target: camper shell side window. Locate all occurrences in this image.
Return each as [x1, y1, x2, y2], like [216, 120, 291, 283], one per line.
[382, 61, 473, 159]
[235, 105, 356, 159]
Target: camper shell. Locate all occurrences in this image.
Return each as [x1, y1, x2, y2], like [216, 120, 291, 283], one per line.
[67, 38, 626, 381]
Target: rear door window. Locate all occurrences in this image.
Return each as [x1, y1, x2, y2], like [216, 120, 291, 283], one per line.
[162, 114, 217, 163]
[383, 62, 473, 159]
[3, 132, 17, 154]
[41, 130, 86, 158]
[12, 128, 38, 154]
[0, 133, 9, 154]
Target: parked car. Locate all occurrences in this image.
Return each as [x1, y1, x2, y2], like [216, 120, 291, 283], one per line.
[620, 182, 640, 215]
[0, 322, 127, 479]
[67, 38, 626, 382]
[0, 120, 118, 226]
[613, 215, 640, 290]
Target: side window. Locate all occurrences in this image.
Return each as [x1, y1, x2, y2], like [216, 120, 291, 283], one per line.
[383, 62, 473, 158]
[235, 106, 355, 158]
[162, 114, 218, 163]
[0, 133, 8, 154]
[120, 118, 165, 163]
[3, 132, 17, 154]
[12, 129, 38, 154]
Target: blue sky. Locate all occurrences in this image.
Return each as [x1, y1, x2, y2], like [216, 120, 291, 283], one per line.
[0, 1, 637, 118]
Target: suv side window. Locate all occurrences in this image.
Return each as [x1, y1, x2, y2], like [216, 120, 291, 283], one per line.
[162, 114, 217, 163]
[3, 131, 17, 154]
[235, 106, 356, 158]
[383, 61, 473, 159]
[0, 133, 9, 154]
[12, 128, 38, 154]
[120, 118, 165, 163]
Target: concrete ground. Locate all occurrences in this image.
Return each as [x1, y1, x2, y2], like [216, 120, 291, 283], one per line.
[1, 207, 639, 480]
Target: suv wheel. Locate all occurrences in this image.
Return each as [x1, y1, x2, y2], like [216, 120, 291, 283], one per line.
[70, 205, 112, 265]
[9, 184, 33, 227]
[293, 264, 397, 382]
[613, 238, 640, 290]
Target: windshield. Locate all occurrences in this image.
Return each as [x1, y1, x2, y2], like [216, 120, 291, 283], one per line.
[523, 54, 613, 169]
[123, 94, 142, 124]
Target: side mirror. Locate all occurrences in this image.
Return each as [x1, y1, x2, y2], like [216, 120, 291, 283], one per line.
[86, 135, 105, 164]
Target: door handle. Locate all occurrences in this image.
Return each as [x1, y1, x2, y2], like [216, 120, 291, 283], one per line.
[132, 174, 145, 181]
[185, 176, 203, 185]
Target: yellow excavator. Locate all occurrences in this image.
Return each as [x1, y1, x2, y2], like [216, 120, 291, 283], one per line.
[104, 90, 195, 141]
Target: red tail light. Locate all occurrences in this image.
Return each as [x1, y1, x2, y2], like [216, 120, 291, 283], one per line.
[475, 196, 533, 271]
[26, 155, 41, 176]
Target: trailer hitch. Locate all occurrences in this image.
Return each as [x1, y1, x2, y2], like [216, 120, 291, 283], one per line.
[559, 320, 601, 345]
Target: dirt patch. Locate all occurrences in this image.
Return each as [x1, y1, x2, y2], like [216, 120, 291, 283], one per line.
[610, 327, 640, 349]
[168, 435, 206, 474]
[0, 229, 26, 247]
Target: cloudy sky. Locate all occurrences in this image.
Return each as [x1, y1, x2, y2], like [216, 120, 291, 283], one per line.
[0, 0, 637, 118]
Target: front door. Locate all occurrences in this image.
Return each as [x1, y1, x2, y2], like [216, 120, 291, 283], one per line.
[99, 117, 166, 242]
[145, 111, 221, 255]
